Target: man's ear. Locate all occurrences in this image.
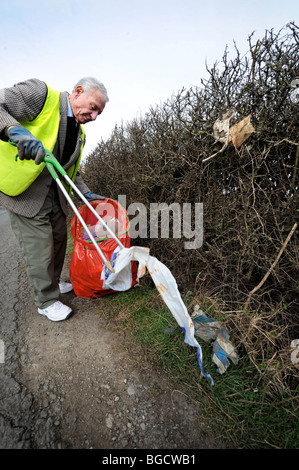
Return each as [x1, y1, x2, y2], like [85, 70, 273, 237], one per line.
[74, 85, 84, 96]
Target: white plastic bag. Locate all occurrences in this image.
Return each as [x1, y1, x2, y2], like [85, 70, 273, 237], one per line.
[102, 246, 214, 385]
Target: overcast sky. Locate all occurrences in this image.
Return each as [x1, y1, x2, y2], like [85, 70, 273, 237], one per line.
[0, 0, 297, 159]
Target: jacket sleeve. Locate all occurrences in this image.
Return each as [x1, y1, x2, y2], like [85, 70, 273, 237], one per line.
[74, 171, 90, 195]
[0, 79, 48, 140]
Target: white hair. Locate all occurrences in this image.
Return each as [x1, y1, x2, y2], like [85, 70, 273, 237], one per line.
[73, 77, 109, 103]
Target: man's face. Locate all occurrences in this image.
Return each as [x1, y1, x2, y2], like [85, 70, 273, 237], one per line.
[71, 86, 106, 124]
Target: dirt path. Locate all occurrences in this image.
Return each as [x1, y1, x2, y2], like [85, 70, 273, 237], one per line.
[0, 207, 228, 450]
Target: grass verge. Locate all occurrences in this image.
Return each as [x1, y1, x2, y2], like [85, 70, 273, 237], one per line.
[65, 229, 298, 449]
[102, 281, 299, 449]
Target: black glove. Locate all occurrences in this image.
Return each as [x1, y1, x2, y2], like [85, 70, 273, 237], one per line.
[7, 126, 45, 165]
[84, 191, 106, 202]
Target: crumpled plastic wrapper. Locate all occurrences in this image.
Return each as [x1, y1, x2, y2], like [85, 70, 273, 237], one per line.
[213, 108, 236, 144]
[191, 305, 238, 374]
[203, 110, 255, 162]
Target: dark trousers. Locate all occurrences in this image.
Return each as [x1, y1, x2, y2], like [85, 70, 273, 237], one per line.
[8, 186, 67, 309]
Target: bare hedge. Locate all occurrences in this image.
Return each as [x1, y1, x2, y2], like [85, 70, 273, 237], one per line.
[81, 24, 298, 390]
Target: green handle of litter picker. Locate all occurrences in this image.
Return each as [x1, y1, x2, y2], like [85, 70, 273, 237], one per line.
[43, 152, 67, 179]
[9, 139, 67, 180]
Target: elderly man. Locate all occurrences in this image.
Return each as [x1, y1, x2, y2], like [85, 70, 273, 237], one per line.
[0, 77, 109, 321]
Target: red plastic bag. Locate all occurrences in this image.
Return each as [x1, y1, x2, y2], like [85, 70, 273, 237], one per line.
[69, 198, 137, 298]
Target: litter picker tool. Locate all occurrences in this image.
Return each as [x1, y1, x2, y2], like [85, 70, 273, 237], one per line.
[11, 143, 125, 273]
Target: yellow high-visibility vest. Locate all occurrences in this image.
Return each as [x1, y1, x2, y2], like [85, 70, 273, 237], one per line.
[0, 84, 85, 196]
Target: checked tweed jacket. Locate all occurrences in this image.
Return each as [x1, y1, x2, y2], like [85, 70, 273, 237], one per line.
[0, 78, 90, 217]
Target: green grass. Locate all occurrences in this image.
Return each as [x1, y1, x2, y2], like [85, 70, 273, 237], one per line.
[103, 283, 299, 449]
